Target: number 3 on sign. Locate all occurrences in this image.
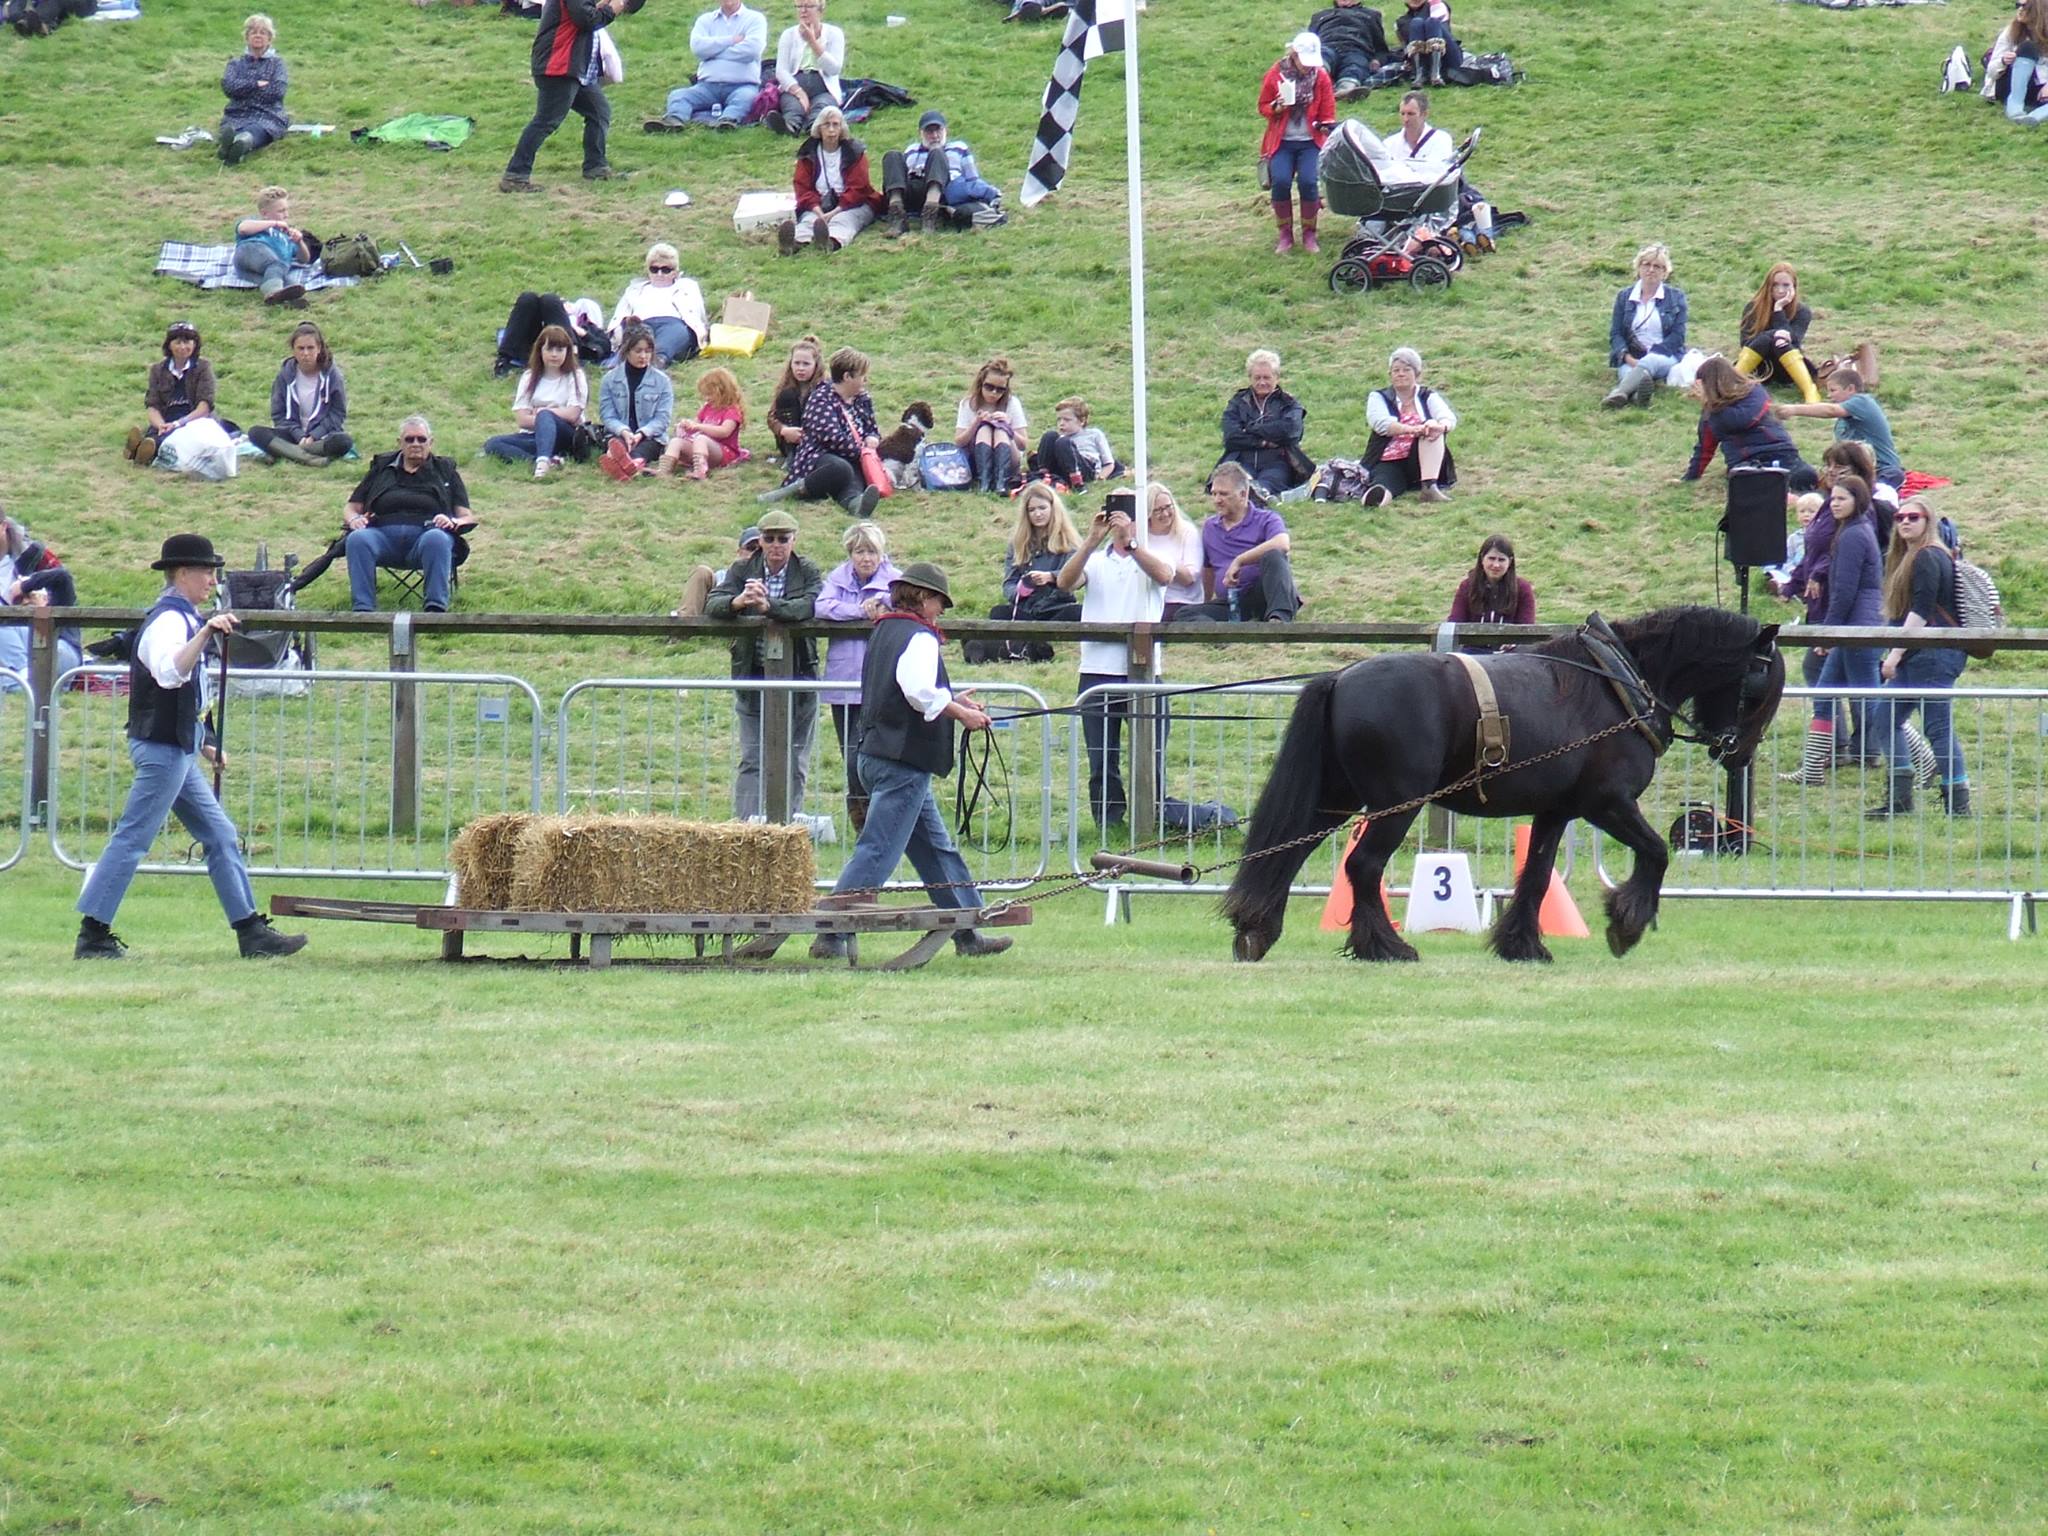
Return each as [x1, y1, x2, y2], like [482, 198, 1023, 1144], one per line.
[1433, 865, 1452, 900]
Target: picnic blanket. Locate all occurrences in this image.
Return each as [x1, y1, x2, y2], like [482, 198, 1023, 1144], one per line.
[83, 0, 142, 20]
[1899, 470, 1954, 497]
[153, 241, 390, 293]
[1782, 0, 1942, 8]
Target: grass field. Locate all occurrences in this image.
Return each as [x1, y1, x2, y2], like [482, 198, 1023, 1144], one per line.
[4, 862, 2048, 1532]
[9, 0, 2048, 1528]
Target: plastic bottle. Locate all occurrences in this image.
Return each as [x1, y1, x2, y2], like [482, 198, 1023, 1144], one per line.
[1227, 585, 1241, 622]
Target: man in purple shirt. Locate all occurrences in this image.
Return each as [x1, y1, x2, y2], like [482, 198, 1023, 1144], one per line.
[1170, 462, 1299, 622]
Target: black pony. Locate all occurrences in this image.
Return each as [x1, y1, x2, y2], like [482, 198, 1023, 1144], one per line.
[1224, 607, 1784, 964]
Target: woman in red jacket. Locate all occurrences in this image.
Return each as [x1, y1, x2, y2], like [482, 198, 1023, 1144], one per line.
[1446, 534, 1535, 650]
[781, 106, 885, 254]
[1258, 32, 1336, 256]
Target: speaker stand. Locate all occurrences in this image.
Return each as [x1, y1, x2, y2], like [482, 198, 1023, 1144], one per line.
[1725, 564, 1754, 853]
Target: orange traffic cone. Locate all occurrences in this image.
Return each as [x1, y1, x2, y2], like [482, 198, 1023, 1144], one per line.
[1510, 824, 1590, 938]
[1320, 819, 1399, 932]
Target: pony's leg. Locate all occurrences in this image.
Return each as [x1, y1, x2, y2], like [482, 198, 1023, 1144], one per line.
[1582, 798, 1669, 957]
[1344, 808, 1421, 962]
[1489, 808, 1569, 964]
[1227, 805, 1354, 962]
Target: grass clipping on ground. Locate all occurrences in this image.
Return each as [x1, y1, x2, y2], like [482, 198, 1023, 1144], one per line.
[452, 815, 817, 914]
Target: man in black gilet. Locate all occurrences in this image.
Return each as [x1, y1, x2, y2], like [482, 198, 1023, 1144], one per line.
[74, 534, 308, 961]
[810, 562, 1012, 961]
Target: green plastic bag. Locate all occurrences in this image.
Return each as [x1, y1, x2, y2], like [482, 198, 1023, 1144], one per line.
[352, 114, 475, 152]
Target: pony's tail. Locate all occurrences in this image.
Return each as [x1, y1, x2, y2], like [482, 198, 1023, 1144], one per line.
[1222, 672, 1342, 932]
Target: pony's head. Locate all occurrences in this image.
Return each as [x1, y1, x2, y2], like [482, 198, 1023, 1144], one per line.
[1696, 624, 1784, 769]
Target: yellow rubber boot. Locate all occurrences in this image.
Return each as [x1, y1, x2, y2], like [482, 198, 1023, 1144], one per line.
[1779, 348, 1822, 404]
[1734, 346, 1766, 379]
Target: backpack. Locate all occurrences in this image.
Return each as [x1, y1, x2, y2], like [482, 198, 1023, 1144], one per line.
[321, 232, 382, 279]
[1443, 51, 1521, 87]
[1951, 555, 2005, 659]
[917, 441, 973, 491]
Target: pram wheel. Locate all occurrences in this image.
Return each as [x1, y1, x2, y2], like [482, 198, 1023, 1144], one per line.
[1409, 257, 1452, 293]
[1329, 258, 1373, 296]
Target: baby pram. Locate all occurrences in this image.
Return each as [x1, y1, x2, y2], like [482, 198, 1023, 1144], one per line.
[1319, 121, 1481, 296]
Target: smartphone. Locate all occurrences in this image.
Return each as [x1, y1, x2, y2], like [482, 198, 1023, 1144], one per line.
[1102, 488, 1137, 519]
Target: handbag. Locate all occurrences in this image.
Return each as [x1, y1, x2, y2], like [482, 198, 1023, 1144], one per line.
[839, 401, 892, 499]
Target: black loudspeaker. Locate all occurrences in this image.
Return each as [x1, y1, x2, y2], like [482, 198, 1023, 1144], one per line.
[1721, 467, 1788, 567]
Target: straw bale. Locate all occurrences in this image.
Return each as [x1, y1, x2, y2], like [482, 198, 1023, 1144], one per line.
[450, 812, 540, 909]
[506, 816, 816, 913]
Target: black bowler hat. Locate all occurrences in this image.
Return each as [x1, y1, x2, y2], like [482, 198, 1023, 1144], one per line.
[151, 533, 226, 572]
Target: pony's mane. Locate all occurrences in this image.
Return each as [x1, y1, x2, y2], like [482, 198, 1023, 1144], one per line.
[1531, 606, 1763, 700]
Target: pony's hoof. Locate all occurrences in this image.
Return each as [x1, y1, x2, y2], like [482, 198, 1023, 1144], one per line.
[1232, 929, 1271, 963]
[1605, 923, 1640, 958]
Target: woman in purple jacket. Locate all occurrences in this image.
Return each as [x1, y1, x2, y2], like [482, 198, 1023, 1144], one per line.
[1782, 474, 1883, 786]
[815, 519, 899, 834]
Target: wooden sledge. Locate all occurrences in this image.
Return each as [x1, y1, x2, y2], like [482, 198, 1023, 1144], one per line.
[268, 893, 1031, 970]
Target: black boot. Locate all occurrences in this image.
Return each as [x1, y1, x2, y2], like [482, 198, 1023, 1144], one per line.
[236, 915, 309, 959]
[1940, 782, 1973, 818]
[1426, 41, 1445, 85]
[1865, 773, 1914, 820]
[74, 917, 127, 960]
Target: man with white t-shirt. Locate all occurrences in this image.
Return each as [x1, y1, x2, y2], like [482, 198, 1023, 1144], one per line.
[1057, 491, 1174, 828]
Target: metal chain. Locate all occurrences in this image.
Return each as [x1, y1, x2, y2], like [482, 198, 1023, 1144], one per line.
[976, 710, 1657, 917]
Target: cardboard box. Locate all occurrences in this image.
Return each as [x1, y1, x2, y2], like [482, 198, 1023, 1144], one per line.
[732, 190, 796, 233]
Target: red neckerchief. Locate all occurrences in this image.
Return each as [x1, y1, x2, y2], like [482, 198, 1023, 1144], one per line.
[878, 608, 946, 644]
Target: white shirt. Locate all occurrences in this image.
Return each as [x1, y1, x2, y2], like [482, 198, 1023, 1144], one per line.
[1382, 123, 1454, 183]
[137, 603, 205, 697]
[612, 276, 708, 346]
[290, 370, 320, 427]
[956, 394, 1029, 435]
[1154, 519, 1206, 607]
[1629, 281, 1666, 353]
[1077, 545, 1164, 678]
[895, 627, 952, 720]
[1366, 386, 1457, 434]
[514, 369, 588, 414]
[775, 21, 845, 98]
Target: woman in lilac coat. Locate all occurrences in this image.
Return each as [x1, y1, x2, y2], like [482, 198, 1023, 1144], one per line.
[815, 519, 898, 834]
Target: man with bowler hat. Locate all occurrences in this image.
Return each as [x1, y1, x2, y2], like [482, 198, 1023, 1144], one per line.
[74, 533, 308, 961]
[810, 561, 1012, 960]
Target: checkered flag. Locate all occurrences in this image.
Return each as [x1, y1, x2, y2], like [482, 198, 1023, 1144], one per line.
[1020, 0, 1127, 208]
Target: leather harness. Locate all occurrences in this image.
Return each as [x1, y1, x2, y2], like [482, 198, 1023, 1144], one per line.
[1446, 614, 1671, 801]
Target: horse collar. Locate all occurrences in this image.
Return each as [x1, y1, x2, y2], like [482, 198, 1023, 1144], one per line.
[1579, 613, 1673, 756]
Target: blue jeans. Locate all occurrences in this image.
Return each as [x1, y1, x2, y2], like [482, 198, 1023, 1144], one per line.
[483, 408, 576, 462]
[346, 523, 455, 611]
[2005, 53, 2048, 122]
[0, 627, 80, 686]
[1882, 646, 1968, 784]
[666, 78, 759, 124]
[829, 751, 981, 910]
[232, 237, 291, 296]
[639, 316, 699, 365]
[1268, 139, 1320, 206]
[1617, 352, 1677, 383]
[1811, 641, 1880, 741]
[77, 738, 255, 926]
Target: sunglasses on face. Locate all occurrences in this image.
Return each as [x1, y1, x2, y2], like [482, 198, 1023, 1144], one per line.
[647, 264, 675, 274]
[1895, 513, 1926, 524]
[402, 435, 431, 445]
[761, 532, 794, 544]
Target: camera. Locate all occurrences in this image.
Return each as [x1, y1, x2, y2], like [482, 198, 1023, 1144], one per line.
[1102, 488, 1137, 519]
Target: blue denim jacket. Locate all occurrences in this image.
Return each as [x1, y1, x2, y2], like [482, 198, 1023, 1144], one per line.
[599, 363, 674, 442]
[1608, 283, 1688, 368]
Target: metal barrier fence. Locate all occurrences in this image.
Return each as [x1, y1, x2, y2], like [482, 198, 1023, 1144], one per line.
[1596, 684, 2048, 936]
[1066, 680, 1573, 905]
[556, 677, 1056, 889]
[0, 667, 31, 873]
[47, 666, 544, 881]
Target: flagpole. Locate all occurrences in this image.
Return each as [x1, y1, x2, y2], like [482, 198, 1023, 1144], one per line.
[1121, 0, 1148, 558]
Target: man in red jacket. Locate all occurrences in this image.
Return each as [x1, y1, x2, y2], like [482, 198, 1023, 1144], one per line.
[501, 0, 647, 192]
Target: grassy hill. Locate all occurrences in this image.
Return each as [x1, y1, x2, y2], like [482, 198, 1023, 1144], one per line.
[2, 0, 2043, 666]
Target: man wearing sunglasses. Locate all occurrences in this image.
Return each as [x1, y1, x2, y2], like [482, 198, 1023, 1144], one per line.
[341, 417, 478, 612]
[706, 509, 823, 820]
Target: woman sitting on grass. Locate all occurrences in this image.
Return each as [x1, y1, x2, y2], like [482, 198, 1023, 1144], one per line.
[610, 243, 707, 368]
[219, 13, 290, 166]
[656, 366, 750, 479]
[781, 107, 884, 253]
[483, 324, 588, 477]
[765, 345, 882, 515]
[251, 322, 352, 467]
[597, 325, 673, 480]
[1735, 262, 1822, 404]
[1446, 533, 1534, 632]
[125, 322, 223, 468]
[1987, 0, 2048, 123]
[1603, 242, 1687, 409]
[767, 335, 824, 460]
[1362, 347, 1457, 506]
[956, 358, 1029, 494]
